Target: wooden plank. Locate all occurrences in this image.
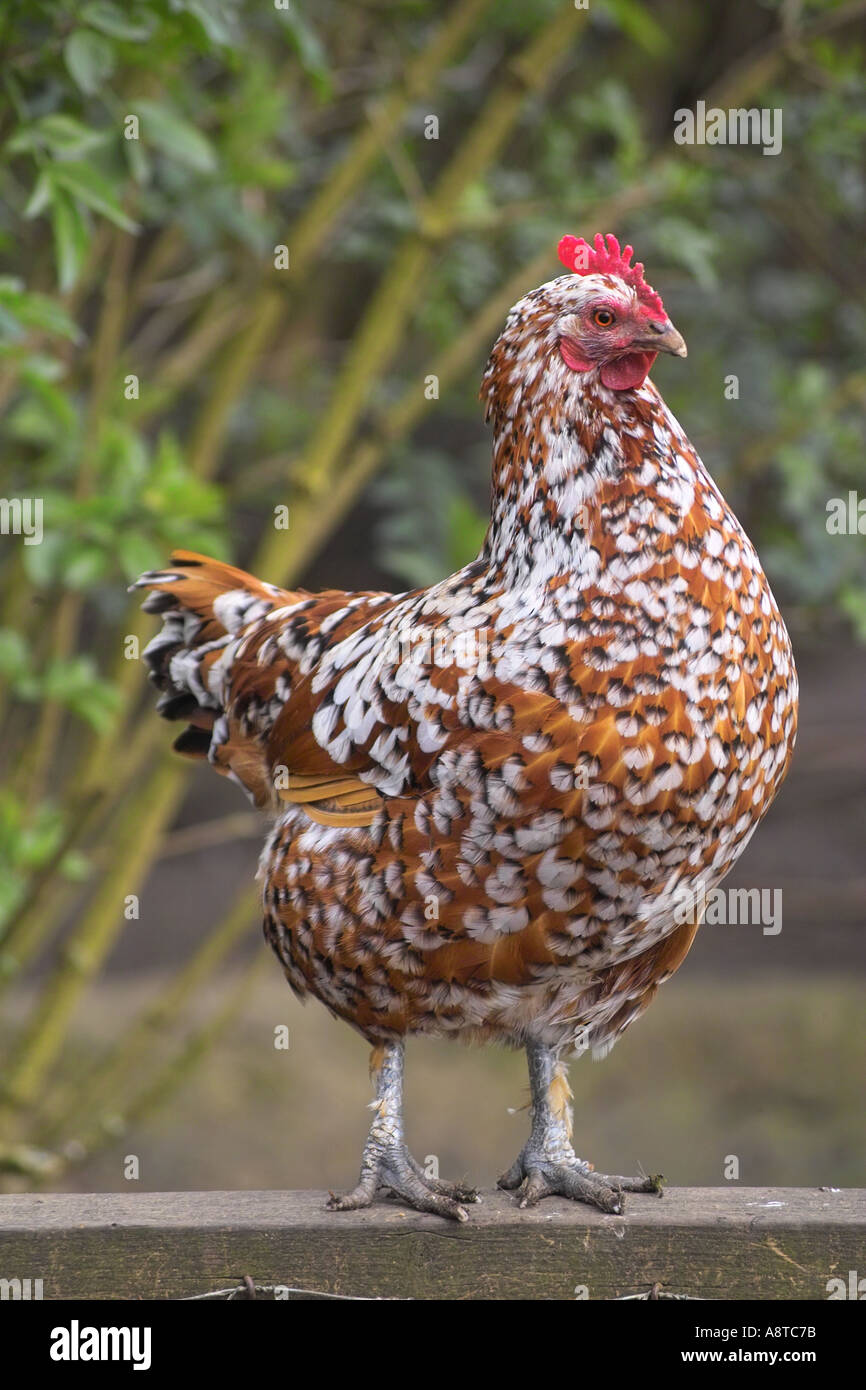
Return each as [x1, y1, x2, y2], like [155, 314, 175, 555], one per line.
[0, 1187, 862, 1300]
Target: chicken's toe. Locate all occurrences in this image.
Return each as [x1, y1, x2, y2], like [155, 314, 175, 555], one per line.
[500, 1154, 663, 1214]
[328, 1143, 474, 1221]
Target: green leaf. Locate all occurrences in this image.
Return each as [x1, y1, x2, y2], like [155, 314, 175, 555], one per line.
[50, 162, 138, 232]
[81, 2, 156, 41]
[64, 30, 116, 95]
[115, 531, 163, 580]
[598, 0, 671, 57]
[61, 545, 110, 590]
[60, 850, 92, 883]
[41, 656, 120, 730]
[123, 132, 152, 185]
[174, 0, 237, 47]
[0, 308, 22, 339]
[0, 629, 29, 679]
[34, 115, 108, 159]
[13, 353, 65, 382]
[839, 585, 866, 642]
[22, 533, 63, 589]
[19, 371, 79, 433]
[0, 282, 80, 341]
[24, 173, 53, 220]
[7, 116, 106, 159]
[135, 99, 218, 173]
[281, 7, 332, 100]
[7, 394, 67, 444]
[50, 189, 89, 292]
[652, 217, 719, 290]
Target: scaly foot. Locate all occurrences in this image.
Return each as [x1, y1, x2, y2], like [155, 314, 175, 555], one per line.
[502, 1039, 664, 1215]
[499, 1148, 663, 1215]
[328, 1144, 478, 1222]
[326, 1040, 478, 1222]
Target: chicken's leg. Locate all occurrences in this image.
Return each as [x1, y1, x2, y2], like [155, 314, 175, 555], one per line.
[499, 1040, 663, 1215]
[326, 1040, 478, 1222]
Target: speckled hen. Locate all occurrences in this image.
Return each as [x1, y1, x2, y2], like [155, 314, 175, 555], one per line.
[136, 234, 798, 1220]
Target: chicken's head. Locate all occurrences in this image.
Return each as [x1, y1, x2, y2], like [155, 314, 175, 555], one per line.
[482, 233, 687, 421]
[553, 232, 686, 391]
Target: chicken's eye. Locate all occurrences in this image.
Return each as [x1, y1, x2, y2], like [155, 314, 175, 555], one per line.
[593, 307, 616, 327]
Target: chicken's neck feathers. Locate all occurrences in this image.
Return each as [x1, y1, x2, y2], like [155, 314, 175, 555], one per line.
[481, 376, 704, 592]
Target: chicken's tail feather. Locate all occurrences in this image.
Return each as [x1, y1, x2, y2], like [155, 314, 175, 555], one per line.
[131, 550, 297, 778]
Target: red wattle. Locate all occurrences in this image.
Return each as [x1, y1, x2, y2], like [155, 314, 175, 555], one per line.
[600, 351, 656, 391]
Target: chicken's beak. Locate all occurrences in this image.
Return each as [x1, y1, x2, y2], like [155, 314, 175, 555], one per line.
[638, 320, 687, 357]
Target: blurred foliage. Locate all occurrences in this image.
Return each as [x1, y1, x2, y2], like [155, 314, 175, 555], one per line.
[0, 0, 863, 1180]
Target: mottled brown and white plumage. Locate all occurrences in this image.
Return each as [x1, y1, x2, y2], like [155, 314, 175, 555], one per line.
[136, 234, 797, 1219]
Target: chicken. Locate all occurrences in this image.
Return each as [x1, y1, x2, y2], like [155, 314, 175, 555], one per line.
[135, 233, 798, 1221]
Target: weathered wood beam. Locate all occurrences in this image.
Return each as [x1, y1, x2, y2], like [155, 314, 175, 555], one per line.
[0, 1187, 862, 1300]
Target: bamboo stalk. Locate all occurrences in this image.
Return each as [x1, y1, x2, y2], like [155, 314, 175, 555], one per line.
[16, 593, 85, 806]
[16, 225, 137, 807]
[127, 225, 186, 308]
[704, 0, 866, 108]
[36, 886, 259, 1145]
[0, 791, 102, 973]
[37, 956, 265, 1181]
[1, 756, 186, 1111]
[0, 727, 166, 995]
[184, 0, 495, 482]
[130, 290, 242, 414]
[104, 956, 264, 1142]
[155, 813, 260, 859]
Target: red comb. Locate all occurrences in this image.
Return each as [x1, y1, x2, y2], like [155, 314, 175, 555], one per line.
[558, 232, 665, 319]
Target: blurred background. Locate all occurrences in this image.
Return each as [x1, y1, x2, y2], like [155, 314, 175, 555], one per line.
[0, 0, 863, 1200]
